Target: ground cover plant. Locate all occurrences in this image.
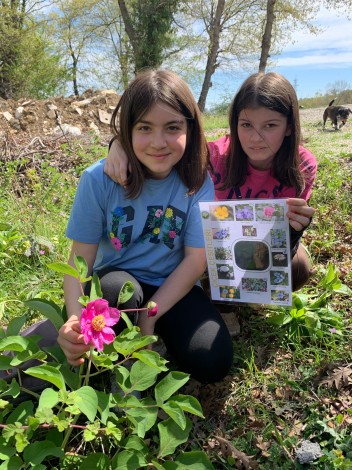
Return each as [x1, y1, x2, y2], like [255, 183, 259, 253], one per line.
[0, 106, 351, 468]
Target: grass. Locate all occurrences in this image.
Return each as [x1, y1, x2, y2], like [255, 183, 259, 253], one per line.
[1, 114, 352, 469]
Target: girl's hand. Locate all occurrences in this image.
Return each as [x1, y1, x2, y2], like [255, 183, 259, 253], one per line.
[58, 315, 90, 366]
[286, 198, 315, 231]
[104, 139, 130, 185]
[137, 311, 156, 350]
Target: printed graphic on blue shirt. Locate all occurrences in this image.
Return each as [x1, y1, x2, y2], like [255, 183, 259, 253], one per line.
[109, 205, 186, 251]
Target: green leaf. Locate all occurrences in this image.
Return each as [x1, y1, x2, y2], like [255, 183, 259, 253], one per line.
[118, 281, 135, 305]
[105, 421, 123, 442]
[0, 455, 23, 469]
[0, 436, 17, 459]
[155, 371, 189, 404]
[10, 348, 47, 367]
[89, 272, 103, 301]
[7, 401, 34, 425]
[124, 396, 158, 437]
[266, 311, 291, 326]
[0, 355, 13, 370]
[83, 428, 97, 442]
[1, 379, 20, 400]
[158, 417, 192, 458]
[161, 401, 187, 430]
[132, 349, 169, 372]
[114, 329, 157, 356]
[163, 451, 215, 469]
[58, 364, 81, 390]
[332, 283, 352, 295]
[38, 388, 59, 411]
[78, 295, 90, 306]
[0, 336, 30, 353]
[122, 435, 148, 456]
[112, 449, 147, 470]
[23, 441, 64, 465]
[78, 453, 110, 469]
[24, 299, 64, 331]
[168, 394, 204, 418]
[129, 361, 159, 391]
[325, 264, 337, 285]
[309, 293, 328, 309]
[5, 316, 27, 337]
[72, 386, 98, 422]
[47, 262, 79, 278]
[291, 293, 308, 309]
[74, 255, 88, 280]
[120, 311, 133, 329]
[25, 365, 66, 390]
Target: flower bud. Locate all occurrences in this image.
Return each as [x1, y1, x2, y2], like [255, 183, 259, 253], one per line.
[147, 301, 158, 317]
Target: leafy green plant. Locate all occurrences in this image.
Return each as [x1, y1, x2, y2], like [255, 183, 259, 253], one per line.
[265, 264, 351, 341]
[0, 258, 213, 469]
[0, 223, 31, 266]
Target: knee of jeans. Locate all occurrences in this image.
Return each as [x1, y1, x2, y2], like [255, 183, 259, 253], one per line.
[99, 271, 143, 309]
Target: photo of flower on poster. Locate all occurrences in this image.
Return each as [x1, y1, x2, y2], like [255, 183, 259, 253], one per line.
[255, 203, 285, 221]
[217, 263, 234, 280]
[210, 205, 234, 221]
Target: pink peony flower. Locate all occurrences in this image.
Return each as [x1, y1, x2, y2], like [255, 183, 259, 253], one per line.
[111, 237, 122, 250]
[80, 299, 120, 351]
[147, 301, 158, 317]
[264, 206, 275, 218]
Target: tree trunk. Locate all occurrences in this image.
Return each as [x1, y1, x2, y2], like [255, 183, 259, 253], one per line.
[258, 0, 276, 73]
[118, 0, 139, 74]
[197, 0, 225, 113]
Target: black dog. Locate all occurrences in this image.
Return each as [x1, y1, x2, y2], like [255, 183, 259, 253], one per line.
[323, 99, 352, 130]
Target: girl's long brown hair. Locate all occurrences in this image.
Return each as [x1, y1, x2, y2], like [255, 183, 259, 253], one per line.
[110, 69, 209, 198]
[222, 72, 305, 196]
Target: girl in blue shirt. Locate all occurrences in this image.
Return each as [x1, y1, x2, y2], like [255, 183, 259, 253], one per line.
[58, 70, 233, 384]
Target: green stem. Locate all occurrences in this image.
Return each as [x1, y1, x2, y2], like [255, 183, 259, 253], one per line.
[62, 355, 91, 450]
[61, 414, 80, 450]
[83, 348, 93, 386]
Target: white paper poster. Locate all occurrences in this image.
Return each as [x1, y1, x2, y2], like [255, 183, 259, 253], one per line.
[199, 199, 292, 306]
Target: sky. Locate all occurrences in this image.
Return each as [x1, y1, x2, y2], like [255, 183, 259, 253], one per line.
[205, 6, 352, 108]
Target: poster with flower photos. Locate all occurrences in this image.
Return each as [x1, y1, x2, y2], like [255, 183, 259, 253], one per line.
[199, 199, 292, 306]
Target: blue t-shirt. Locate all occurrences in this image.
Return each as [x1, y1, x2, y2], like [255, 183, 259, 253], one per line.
[66, 160, 214, 286]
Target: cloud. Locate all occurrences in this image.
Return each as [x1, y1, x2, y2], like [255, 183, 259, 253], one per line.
[273, 7, 352, 68]
[276, 52, 352, 68]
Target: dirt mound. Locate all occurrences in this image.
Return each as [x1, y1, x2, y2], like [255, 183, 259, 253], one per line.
[0, 89, 120, 139]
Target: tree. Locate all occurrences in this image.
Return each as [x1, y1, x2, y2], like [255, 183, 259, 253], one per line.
[197, 0, 225, 112]
[182, 0, 322, 111]
[118, 0, 179, 73]
[0, 1, 67, 99]
[258, 0, 276, 72]
[48, 0, 103, 96]
[0, 1, 31, 98]
[183, 0, 264, 112]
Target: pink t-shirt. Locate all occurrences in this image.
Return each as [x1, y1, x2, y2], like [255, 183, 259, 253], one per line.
[208, 135, 317, 201]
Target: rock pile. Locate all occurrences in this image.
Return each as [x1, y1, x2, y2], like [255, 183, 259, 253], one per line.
[0, 89, 120, 139]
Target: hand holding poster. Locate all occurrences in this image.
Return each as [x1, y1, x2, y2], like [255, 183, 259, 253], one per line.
[200, 199, 292, 306]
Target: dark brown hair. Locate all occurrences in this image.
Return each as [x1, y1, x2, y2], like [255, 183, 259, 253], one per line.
[222, 72, 304, 195]
[110, 69, 209, 198]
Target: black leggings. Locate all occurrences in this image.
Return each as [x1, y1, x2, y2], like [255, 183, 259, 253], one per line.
[96, 268, 233, 384]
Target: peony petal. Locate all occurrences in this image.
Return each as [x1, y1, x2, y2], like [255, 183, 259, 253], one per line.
[91, 333, 103, 351]
[93, 298, 109, 314]
[105, 309, 120, 326]
[101, 331, 115, 345]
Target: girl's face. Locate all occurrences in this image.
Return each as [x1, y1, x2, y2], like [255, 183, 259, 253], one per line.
[237, 107, 291, 170]
[132, 102, 187, 179]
